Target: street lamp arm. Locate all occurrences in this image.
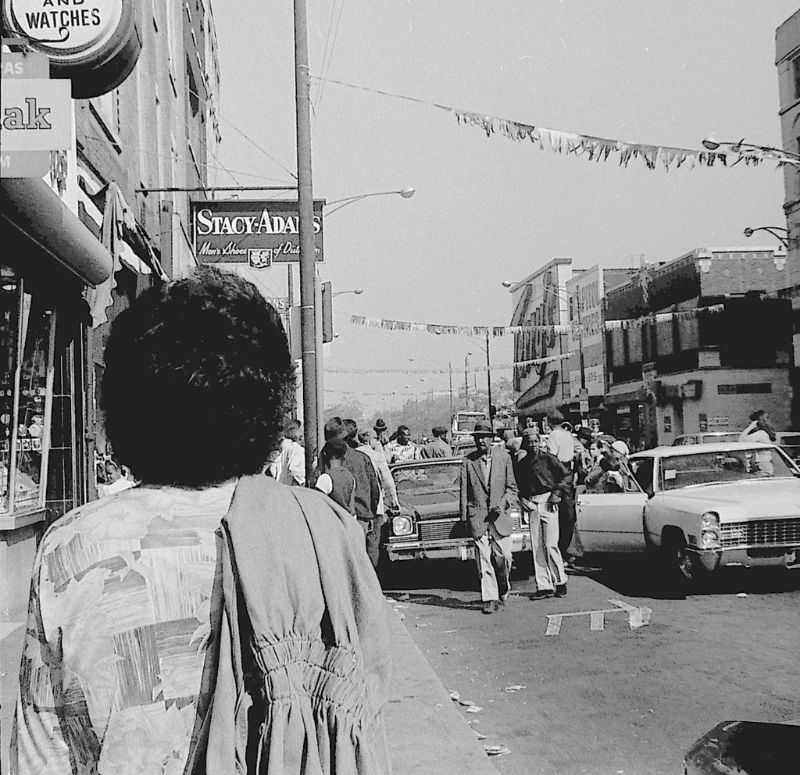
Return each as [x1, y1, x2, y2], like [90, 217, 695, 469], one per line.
[743, 225, 790, 249]
[324, 188, 416, 216]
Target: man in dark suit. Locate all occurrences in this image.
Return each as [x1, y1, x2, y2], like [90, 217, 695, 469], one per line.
[460, 422, 520, 614]
[323, 417, 381, 566]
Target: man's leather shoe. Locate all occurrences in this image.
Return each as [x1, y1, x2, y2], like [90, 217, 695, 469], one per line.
[530, 589, 554, 600]
[554, 584, 567, 598]
[482, 600, 498, 614]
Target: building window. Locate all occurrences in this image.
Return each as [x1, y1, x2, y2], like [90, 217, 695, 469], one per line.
[1, 271, 56, 516]
[794, 56, 800, 100]
[717, 383, 772, 394]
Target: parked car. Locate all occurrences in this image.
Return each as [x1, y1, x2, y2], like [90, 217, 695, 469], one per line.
[575, 442, 800, 591]
[775, 431, 800, 465]
[383, 457, 531, 564]
[451, 436, 475, 458]
[672, 432, 741, 446]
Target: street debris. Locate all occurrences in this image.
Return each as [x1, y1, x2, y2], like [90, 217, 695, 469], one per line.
[448, 690, 460, 702]
[737, 592, 748, 598]
[464, 704, 483, 713]
[396, 593, 410, 601]
[473, 730, 487, 740]
[484, 744, 511, 757]
[503, 684, 527, 693]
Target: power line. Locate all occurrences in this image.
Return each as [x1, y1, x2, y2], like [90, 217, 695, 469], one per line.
[187, 86, 298, 181]
[313, 0, 345, 113]
[81, 135, 295, 185]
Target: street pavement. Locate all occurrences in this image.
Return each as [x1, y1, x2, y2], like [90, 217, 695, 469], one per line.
[384, 557, 800, 775]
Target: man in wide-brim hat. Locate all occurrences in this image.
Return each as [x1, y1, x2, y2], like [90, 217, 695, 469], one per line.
[460, 421, 520, 614]
[373, 418, 390, 459]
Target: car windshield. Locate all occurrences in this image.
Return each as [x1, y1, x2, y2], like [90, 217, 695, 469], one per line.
[393, 462, 462, 491]
[659, 448, 796, 490]
[778, 434, 800, 446]
[455, 414, 486, 432]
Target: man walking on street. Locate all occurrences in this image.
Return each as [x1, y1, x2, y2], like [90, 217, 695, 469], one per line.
[374, 418, 390, 459]
[461, 422, 519, 614]
[545, 410, 578, 558]
[386, 424, 420, 464]
[325, 418, 381, 566]
[267, 418, 306, 486]
[421, 425, 452, 458]
[516, 430, 570, 598]
[357, 428, 400, 521]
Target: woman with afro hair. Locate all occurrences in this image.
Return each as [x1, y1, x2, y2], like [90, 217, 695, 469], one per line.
[13, 267, 392, 775]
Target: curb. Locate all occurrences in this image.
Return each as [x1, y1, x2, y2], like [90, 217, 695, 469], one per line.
[384, 603, 499, 775]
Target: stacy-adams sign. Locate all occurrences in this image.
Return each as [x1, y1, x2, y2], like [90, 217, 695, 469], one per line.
[191, 200, 324, 268]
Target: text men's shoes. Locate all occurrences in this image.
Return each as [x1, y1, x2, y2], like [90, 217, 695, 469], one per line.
[530, 589, 554, 600]
[482, 600, 500, 614]
[554, 584, 567, 598]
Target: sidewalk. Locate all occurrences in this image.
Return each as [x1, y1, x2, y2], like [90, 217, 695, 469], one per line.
[1, 607, 496, 775]
[384, 603, 500, 775]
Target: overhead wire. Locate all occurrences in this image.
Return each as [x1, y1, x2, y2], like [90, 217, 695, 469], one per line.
[81, 135, 295, 186]
[187, 85, 299, 181]
[312, 0, 346, 114]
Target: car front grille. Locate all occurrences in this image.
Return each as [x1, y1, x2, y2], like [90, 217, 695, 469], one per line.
[419, 519, 468, 542]
[720, 518, 800, 548]
[417, 512, 524, 543]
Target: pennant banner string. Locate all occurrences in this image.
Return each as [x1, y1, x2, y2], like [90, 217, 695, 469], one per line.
[348, 305, 724, 338]
[603, 304, 724, 330]
[326, 352, 573, 376]
[308, 77, 792, 170]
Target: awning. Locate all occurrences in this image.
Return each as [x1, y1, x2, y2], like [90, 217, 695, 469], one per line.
[1, 178, 113, 287]
[604, 383, 645, 405]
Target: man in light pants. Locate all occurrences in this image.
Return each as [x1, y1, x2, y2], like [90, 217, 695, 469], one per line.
[517, 431, 570, 599]
[461, 422, 519, 614]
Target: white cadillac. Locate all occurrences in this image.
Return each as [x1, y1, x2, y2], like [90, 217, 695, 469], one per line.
[575, 442, 800, 591]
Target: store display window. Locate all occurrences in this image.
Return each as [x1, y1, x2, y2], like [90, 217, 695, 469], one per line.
[1, 268, 56, 518]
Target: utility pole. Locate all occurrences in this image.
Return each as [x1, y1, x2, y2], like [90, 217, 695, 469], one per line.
[577, 300, 587, 424]
[448, 361, 454, 419]
[485, 329, 493, 423]
[293, 0, 318, 482]
[464, 353, 470, 408]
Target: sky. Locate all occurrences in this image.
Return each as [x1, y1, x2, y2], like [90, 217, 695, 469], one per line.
[214, 0, 799, 415]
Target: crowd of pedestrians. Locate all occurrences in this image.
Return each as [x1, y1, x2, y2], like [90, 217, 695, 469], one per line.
[459, 409, 637, 614]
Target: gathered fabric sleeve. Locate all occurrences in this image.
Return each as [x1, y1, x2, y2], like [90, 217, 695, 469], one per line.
[197, 476, 391, 775]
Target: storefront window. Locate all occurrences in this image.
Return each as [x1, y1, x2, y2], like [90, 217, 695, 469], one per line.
[1, 270, 56, 516]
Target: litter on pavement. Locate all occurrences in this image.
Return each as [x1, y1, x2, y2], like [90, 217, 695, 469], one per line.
[484, 744, 511, 757]
[503, 684, 527, 692]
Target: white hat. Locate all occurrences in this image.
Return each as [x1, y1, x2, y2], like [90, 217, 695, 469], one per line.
[611, 440, 630, 456]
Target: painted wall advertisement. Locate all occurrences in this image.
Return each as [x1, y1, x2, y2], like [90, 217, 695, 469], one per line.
[565, 266, 605, 399]
[191, 200, 324, 268]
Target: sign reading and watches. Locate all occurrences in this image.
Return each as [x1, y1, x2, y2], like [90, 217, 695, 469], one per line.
[191, 200, 325, 268]
[1, 51, 71, 178]
[1, 0, 141, 98]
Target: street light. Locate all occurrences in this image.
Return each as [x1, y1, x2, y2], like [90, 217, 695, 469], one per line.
[743, 225, 790, 250]
[332, 288, 363, 297]
[701, 135, 800, 166]
[324, 187, 416, 216]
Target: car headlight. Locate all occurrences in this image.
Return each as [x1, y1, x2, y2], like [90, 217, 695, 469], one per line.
[392, 515, 414, 536]
[700, 511, 721, 549]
